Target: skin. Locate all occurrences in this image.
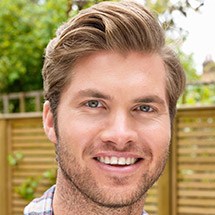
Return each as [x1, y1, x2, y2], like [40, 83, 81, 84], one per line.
[43, 51, 171, 215]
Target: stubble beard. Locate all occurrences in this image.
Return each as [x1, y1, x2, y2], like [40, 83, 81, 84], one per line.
[55, 140, 169, 209]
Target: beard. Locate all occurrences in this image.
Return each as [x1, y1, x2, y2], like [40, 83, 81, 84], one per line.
[55, 138, 169, 209]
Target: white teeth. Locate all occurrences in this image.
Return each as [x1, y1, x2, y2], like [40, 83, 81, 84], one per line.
[126, 157, 131, 165]
[118, 157, 126, 165]
[97, 156, 138, 165]
[110, 157, 118, 165]
[104, 157, 110, 164]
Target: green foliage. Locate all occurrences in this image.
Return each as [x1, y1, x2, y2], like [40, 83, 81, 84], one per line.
[14, 169, 57, 200]
[179, 51, 200, 82]
[8, 151, 24, 166]
[43, 169, 57, 185]
[7, 151, 38, 200]
[8, 150, 57, 200]
[15, 177, 40, 200]
[0, 0, 68, 93]
[180, 83, 215, 105]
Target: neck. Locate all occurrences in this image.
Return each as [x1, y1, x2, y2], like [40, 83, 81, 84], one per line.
[53, 170, 145, 215]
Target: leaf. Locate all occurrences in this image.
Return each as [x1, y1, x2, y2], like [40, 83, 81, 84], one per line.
[7, 151, 24, 166]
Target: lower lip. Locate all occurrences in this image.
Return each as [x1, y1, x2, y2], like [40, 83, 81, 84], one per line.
[93, 158, 144, 175]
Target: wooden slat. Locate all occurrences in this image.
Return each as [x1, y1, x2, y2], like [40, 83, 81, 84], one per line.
[178, 139, 215, 146]
[178, 121, 215, 128]
[178, 164, 215, 171]
[13, 143, 52, 148]
[177, 130, 215, 137]
[15, 150, 55, 156]
[178, 181, 215, 189]
[12, 135, 48, 141]
[178, 198, 215, 206]
[178, 147, 215, 154]
[178, 173, 215, 180]
[178, 206, 215, 214]
[12, 127, 44, 133]
[178, 189, 215, 198]
[178, 156, 215, 163]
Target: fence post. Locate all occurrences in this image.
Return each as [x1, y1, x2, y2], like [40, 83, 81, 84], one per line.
[19, 92, 25, 112]
[0, 117, 8, 215]
[157, 158, 170, 215]
[3, 95, 9, 113]
[170, 115, 179, 215]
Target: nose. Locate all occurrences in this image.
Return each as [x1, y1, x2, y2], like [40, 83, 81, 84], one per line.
[100, 111, 138, 148]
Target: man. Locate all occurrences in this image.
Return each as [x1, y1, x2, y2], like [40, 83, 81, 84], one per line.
[24, 1, 186, 214]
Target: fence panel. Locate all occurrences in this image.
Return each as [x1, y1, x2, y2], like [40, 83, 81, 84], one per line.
[171, 106, 215, 215]
[1, 114, 56, 215]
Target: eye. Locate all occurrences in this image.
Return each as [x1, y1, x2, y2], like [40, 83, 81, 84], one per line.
[85, 100, 102, 108]
[137, 105, 153, 112]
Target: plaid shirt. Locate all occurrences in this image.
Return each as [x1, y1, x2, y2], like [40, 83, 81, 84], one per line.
[24, 185, 55, 215]
[24, 185, 148, 215]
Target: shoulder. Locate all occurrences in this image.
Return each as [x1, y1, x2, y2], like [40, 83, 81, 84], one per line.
[23, 185, 56, 215]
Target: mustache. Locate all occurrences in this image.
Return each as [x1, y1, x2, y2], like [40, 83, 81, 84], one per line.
[83, 141, 153, 158]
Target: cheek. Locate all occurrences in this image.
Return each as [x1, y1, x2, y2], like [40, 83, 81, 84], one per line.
[142, 118, 171, 155]
[58, 117, 100, 155]
[143, 123, 170, 174]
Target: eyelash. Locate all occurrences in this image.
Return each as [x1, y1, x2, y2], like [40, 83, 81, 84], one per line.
[84, 100, 155, 113]
[84, 100, 103, 108]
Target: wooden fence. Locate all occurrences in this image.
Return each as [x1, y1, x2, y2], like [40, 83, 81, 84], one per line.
[0, 91, 43, 113]
[171, 106, 215, 215]
[0, 106, 214, 215]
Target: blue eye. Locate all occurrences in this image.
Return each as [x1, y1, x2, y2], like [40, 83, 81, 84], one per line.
[138, 105, 152, 112]
[86, 100, 101, 108]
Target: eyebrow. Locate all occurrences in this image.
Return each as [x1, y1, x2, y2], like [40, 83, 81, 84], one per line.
[75, 89, 166, 106]
[75, 89, 112, 100]
[133, 95, 166, 106]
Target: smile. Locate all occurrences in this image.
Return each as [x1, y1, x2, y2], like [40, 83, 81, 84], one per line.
[96, 156, 138, 165]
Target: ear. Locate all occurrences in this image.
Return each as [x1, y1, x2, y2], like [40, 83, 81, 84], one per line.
[43, 101, 57, 144]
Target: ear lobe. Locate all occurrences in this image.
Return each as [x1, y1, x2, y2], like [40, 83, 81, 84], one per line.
[43, 101, 57, 144]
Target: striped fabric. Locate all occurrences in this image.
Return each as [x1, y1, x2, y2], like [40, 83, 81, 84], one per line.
[24, 185, 148, 215]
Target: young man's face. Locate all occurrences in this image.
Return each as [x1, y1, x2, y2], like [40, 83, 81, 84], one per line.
[44, 51, 171, 207]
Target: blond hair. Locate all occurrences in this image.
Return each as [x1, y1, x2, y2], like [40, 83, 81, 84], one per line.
[42, 1, 186, 123]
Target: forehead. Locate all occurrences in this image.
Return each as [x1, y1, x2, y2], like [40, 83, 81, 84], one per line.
[64, 51, 167, 102]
